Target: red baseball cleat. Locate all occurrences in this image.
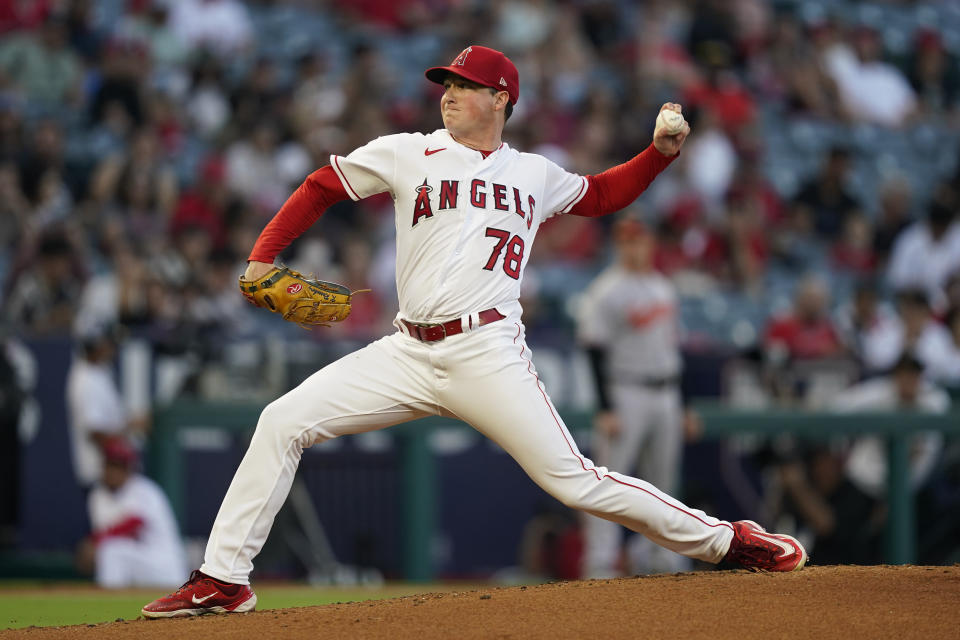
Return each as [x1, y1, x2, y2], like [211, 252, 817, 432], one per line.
[723, 520, 808, 572]
[141, 570, 257, 618]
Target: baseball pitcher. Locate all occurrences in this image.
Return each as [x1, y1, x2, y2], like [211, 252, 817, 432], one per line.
[143, 45, 806, 618]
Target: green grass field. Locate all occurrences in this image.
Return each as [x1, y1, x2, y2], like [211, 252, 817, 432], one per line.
[0, 582, 458, 630]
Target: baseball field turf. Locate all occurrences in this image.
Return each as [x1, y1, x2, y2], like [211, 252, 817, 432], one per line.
[0, 582, 456, 629]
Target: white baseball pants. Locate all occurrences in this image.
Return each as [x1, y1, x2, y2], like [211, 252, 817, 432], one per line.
[200, 314, 733, 584]
[583, 383, 688, 576]
[96, 538, 187, 588]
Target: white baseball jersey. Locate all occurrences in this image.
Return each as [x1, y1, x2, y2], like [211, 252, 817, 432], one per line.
[66, 358, 127, 487]
[330, 129, 588, 321]
[578, 267, 680, 379]
[89, 474, 188, 587]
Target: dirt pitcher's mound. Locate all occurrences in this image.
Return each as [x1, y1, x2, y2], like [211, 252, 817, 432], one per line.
[5, 565, 959, 640]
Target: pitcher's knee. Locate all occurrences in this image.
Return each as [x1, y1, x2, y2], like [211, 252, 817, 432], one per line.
[255, 397, 309, 443]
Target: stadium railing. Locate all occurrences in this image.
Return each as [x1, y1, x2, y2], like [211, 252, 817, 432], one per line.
[151, 401, 960, 580]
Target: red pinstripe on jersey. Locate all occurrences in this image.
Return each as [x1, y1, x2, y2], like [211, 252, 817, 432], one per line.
[512, 322, 734, 534]
[332, 155, 360, 200]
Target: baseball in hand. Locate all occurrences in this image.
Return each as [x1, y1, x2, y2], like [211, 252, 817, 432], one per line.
[656, 109, 685, 135]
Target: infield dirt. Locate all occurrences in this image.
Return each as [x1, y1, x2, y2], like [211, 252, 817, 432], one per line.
[2, 565, 958, 639]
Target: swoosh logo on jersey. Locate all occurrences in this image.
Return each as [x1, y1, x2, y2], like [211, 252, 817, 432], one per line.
[753, 532, 797, 559]
[424, 147, 446, 156]
[192, 593, 216, 605]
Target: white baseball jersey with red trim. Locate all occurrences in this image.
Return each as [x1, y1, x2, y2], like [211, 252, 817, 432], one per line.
[199, 130, 734, 585]
[89, 474, 188, 587]
[330, 129, 587, 322]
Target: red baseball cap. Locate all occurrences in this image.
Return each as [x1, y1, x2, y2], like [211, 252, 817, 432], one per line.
[101, 436, 139, 468]
[425, 45, 520, 105]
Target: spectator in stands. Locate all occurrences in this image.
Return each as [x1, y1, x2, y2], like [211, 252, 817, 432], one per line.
[681, 107, 737, 218]
[834, 280, 902, 375]
[167, 0, 252, 60]
[823, 24, 917, 127]
[925, 305, 960, 386]
[683, 54, 757, 138]
[17, 118, 80, 209]
[225, 120, 293, 215]
[3, 228, 84, 336]
[113, 0, 188, 74]
[686, 0, 738, 72]
[494, 0, 555, 54]
[0, 15, 82, 106]
[772, 195, 825, 273]
[831, 211, 876, 277]
[765, 274, 843, 362]
[702, 196, 769, 294]
[944, 271, 960, 315]
[185, 247, 252, 340]
[77, 437, 186, 588]
[75, 243, 151, 334]
[907, 29, 960, 116]
[755, 13, 839, 118]
[290, 52, 346, 138]
[227, 56, 285, 138]
[164, 223, 213, 288]
[88, 39, 147, 130]
[326, 235, 386, 340]
[896, 289, 955, 376]
[0, 102, 23, 162]
[632, 4, 698, 103]
[780, 352, 950, 565]
[184, 55, 231, 139]
[764, 275, 849, 403]
[836, 353, 947, 500]
[872, 174, 914, 267]
[793, 146, 858, 240]
[778, 444, 882, 565]
[170, 155, 232, 248]
[887, 197, 960, 314]
[0, 161, 28, 252]
[63, 0, 104, 63]
[89, 127, 179, 237]
[0, 0, 55, 34]
[727, 155, 785, 226]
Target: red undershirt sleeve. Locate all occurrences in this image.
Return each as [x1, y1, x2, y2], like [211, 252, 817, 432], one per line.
[92, 515, 145, 545]
[248, 165, 350, 263]
[567, 144, 678, 218]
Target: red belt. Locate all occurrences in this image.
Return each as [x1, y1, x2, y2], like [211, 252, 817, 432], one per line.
[401, 308, 505, 342]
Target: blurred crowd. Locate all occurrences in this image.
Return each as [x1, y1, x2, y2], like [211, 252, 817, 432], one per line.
[2, 0, 960, 570]
[1, 0, 959, 392]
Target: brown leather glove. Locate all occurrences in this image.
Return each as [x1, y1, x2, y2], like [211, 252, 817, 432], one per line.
[238, 266, 364, 328]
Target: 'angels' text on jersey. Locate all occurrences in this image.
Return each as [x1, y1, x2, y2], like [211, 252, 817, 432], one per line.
[412, 178, 536, 230]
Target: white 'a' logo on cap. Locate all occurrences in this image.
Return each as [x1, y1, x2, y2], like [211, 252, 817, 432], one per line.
[453, 46, 472, 66]
[499, 77, 508, 86]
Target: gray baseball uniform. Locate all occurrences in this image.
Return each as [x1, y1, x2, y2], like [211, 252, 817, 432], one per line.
[577, 264, 687, 576]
